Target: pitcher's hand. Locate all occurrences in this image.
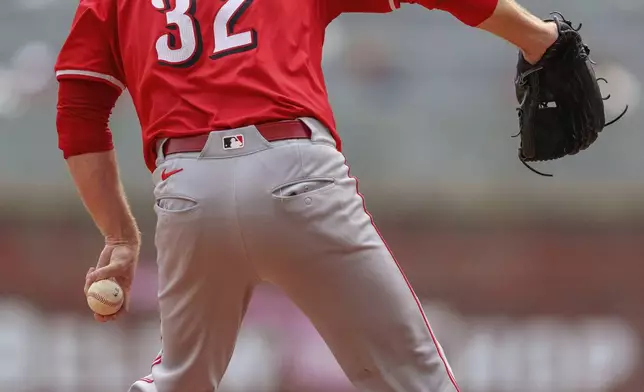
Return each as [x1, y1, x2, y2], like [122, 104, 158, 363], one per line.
[84, 241, 139, 322]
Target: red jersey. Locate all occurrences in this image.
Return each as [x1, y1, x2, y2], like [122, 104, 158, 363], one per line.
[55, 0, 401, 171]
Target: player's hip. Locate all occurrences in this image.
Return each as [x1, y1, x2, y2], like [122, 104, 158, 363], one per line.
[150, 118, 346, 214]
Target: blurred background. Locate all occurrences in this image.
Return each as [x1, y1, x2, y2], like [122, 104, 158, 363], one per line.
[1, 0, 643, 391]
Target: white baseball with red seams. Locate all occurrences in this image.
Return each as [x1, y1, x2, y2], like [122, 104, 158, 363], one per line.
[87, 279, 124, 316]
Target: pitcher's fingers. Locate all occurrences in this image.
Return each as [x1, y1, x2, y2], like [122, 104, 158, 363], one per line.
[112, 304, 128, 319]
[84, 267, 96, 295]
[94, 313, 117, 323]
[93, 304, 124, 322]
[86, 264, 123, 284]
[113, 279, 131, 311]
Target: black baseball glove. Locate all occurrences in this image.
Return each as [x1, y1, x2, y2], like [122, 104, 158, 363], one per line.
[514, 12, 628, 176]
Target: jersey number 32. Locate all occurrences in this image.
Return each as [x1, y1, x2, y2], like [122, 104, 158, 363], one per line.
[152, 0, 257, 67]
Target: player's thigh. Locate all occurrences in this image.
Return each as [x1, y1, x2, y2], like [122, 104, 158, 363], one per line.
[266, 174, 449, 384]
[152, 157, 259, 392]
[273, 240, 455, 391]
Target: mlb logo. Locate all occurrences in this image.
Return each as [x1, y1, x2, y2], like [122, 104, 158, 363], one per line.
[223, 135, 244, 150]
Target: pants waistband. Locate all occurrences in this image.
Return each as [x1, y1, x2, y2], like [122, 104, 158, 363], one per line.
[155, 117, 335, 164]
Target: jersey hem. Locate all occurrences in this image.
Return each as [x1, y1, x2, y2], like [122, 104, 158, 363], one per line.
[56, 70, 126, 90]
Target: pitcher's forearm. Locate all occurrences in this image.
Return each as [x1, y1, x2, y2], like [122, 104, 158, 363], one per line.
[476, 0, 558, 64]
[66, 151, 140, 244]
[425, 0, 558, 64]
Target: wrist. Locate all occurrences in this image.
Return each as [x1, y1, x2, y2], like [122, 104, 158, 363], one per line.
[520, 21, 559, 64]
[477, 0, 559, 64]
[105, 226, 141, 246]
[105, 235, 140, 245]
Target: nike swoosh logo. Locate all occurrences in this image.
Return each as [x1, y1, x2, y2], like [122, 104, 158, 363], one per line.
[161, 168, 184, 181]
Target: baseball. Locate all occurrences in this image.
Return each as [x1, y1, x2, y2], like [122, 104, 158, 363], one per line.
[86, 279, 124, 316]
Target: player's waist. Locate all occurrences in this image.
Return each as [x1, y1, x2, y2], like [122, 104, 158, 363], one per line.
[157, 118, 336, 159]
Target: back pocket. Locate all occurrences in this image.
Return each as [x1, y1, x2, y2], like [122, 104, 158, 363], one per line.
[155, 195, 199, 213]
[271, 178, 336, 199]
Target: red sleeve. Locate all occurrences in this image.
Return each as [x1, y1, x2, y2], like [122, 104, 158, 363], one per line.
[322, 0, 401, 24]
[56, 79, 121, 159]
[55, 0, 126, 90]
[402, 0, 498, 26]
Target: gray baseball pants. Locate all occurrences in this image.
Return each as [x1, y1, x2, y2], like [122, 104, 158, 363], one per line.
[128, 118, 460, 392]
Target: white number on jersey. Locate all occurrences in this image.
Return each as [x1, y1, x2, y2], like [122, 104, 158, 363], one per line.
[152, 0, 258, 66]
[211, 0, 257, 59]
[152, 0, 202, 67]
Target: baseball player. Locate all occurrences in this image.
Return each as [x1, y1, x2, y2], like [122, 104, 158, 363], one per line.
[56, 0, 561, 391]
